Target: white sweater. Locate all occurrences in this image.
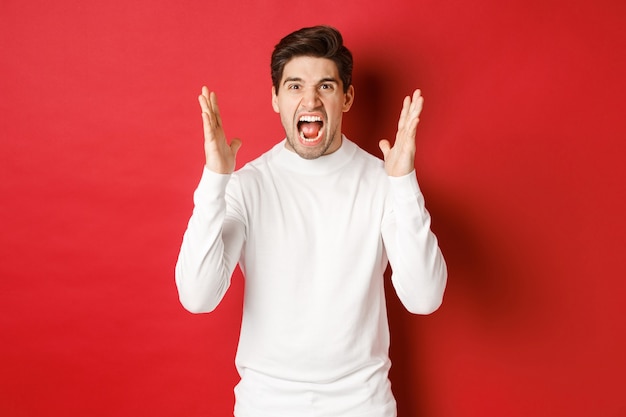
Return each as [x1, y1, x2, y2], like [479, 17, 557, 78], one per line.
[175, 137, 447, 417]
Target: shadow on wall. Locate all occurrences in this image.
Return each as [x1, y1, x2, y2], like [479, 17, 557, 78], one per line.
[348, 51, 527, 415]
[343, 55, 392, 159]
[347, 52, 435, 416]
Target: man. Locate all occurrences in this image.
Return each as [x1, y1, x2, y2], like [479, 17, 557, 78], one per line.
[176, 25, 447, 417]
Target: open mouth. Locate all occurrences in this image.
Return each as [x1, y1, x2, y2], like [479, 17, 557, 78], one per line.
[297, 115, 324, 144]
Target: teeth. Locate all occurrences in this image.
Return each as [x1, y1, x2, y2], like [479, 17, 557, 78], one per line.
[299, 115, 322, 122]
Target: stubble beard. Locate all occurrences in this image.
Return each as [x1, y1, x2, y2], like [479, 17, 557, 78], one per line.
[285, 126, 341, 160]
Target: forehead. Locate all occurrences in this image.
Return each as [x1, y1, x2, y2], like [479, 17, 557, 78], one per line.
[280, 56, 340, 82]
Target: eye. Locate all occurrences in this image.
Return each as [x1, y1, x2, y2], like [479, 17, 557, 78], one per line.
[320, 83, 334, 90]
[287, 84, 301, 90]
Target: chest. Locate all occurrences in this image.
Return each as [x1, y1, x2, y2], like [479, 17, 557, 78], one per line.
[244, 169, 386, 242]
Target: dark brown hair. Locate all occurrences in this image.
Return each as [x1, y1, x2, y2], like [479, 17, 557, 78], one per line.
[271, 25, 353, 93]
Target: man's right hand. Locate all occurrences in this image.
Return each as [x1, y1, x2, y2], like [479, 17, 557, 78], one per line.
[199, 86, 242, 174]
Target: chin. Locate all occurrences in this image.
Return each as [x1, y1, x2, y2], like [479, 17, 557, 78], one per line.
[286, 128, 340, 160]
[293, 145, 328, 160]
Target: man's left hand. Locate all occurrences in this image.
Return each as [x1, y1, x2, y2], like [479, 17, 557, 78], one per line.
[379, 89, 424, 177]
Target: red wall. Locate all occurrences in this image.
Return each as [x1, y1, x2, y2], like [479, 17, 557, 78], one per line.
[2, 0, 625, 416]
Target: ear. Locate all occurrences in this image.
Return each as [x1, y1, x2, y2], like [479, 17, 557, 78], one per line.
[343, 85, 355, 112]
[271, 86, 280, 113]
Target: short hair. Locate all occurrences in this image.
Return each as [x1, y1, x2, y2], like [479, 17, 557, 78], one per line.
[271, 25, 353, 93]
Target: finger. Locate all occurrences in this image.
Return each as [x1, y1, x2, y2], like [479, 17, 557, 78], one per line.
[411, 89, 422, 104]
[378, 139, 391, 158]
[410, 89, 424, 119]
[198, 93, 211, 114]
[405, 114, 420, 140]
[199, 94, 218, 133]
[230, 138, 242, 155]
[201, 85, 210, 101]
[405, 90, 421, 117]
[397, 95, 411, 131]
[201, 111, 216, 142]
[200, 86, 212, 112]
[210, 91, 223, 128]
[400, 90, 423, 136]
[199, 87, 217, 123]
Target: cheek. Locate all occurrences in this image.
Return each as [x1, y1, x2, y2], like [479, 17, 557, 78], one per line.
[275, 97, 299, 117]
[328, 102, 344, 119]
[279, 111, 295, 130]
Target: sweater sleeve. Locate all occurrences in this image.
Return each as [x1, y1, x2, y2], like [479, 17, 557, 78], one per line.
[381, 171, 447, 314]
[175, 167, 246, 313]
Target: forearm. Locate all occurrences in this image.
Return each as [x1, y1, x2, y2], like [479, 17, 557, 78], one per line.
[175, 168, 244, 313]
[383, 171, 447, 314]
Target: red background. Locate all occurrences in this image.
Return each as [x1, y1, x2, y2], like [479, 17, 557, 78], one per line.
[2, 0, 625, 415]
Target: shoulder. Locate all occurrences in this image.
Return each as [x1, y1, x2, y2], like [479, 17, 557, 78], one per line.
[228, 141, 286, 200]
[234, 142, 283, 178]
[344, 138, 387, 177]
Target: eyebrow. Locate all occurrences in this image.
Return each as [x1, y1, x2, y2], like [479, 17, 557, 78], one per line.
[282, 77, 340, 86]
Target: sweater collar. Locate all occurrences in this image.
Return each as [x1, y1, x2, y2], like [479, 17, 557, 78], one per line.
[272, 135, 356, 175]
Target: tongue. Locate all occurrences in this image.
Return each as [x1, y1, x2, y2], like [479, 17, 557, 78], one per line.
[301, 122, 322, 139]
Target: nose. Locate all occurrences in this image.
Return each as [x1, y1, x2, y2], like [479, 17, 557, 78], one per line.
[300, 87, 321, 110]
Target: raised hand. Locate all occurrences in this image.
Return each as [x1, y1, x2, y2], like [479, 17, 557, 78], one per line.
[199, 86, 242, 174]
[378, 89, 424, 177]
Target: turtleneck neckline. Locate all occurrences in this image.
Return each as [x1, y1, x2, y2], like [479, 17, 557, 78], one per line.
[271, 135, 357, 175]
